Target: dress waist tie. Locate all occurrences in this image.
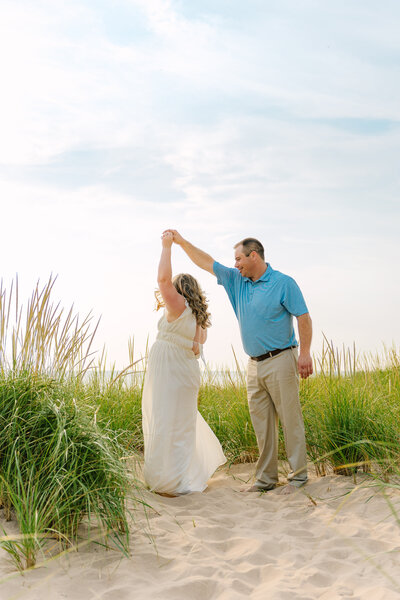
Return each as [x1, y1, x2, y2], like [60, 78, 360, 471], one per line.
[156, 331, 194, 351]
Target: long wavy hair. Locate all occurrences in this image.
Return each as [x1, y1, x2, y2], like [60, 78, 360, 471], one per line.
[155, 273, 211, 328]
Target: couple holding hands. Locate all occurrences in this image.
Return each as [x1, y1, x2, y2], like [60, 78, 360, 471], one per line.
[142, 230, 313, 497]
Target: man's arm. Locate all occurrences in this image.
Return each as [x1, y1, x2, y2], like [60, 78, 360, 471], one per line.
[164, 229, 215, 275]
[296, 313, 313, 379]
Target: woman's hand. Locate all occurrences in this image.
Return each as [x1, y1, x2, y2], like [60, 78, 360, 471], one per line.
[161, 231, 174, 247]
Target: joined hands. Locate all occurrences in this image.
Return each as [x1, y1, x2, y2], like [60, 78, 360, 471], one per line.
[163, 229, 184, 245]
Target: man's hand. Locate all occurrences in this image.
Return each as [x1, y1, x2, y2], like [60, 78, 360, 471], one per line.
[298, 353, 313, 379]
[163, 229, 184, 245]
[162, 229, 215, 274]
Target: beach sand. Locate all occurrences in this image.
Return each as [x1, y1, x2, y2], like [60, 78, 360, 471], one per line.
[1, 463, 400, 599]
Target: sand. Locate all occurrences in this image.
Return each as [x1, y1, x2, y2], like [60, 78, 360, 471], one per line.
[1, 463, 400, 600]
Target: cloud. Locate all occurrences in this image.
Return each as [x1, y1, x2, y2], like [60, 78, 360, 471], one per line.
[2, 0, 399, 167]
[0, 0, 399, 365]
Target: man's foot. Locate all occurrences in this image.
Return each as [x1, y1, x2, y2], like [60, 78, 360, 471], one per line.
[278, 484, 304, 495]
[240, 484, 275, 493]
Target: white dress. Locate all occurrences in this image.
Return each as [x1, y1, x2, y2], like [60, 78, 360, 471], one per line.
[142, 304, 226, 494]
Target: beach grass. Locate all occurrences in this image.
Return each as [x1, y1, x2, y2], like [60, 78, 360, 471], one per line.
[1, 275, 400, 571]
[302, 340, 400, 479]
[0, 373, 131, 569]
[90, 339, 400, 477]
[0, 278, 134, 570]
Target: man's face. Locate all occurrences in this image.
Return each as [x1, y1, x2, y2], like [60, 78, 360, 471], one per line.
[234, 245, 254, 278]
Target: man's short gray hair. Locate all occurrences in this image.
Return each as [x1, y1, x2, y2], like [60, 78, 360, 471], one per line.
[234, 238, 265, 261]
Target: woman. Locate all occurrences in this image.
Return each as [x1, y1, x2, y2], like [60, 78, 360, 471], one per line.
[142, 231, 226, 496]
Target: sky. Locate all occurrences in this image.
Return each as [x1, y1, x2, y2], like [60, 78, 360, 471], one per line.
[0, 0, 399, 369]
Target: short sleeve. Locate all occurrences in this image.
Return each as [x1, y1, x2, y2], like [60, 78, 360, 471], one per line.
[213, 261, 236, 288]
[280, 276, 308, 316]
[213, 261, 240, 312]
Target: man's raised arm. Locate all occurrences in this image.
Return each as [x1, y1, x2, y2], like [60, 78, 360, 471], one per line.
[164, 229, 216, 275]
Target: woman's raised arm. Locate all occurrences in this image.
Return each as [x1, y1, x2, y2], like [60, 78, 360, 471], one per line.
[157, 231, 185, 320]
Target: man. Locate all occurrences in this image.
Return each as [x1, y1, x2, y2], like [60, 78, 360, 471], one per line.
[165, 230, 313, 494]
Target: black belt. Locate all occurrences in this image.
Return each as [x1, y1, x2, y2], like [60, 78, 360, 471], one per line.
[250, 346, 296, 362]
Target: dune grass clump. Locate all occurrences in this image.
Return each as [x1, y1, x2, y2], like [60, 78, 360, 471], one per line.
[0, 277, 132, 570]
[0, 276, 99, 378]
[0, 374, 130, 570]
[302, 340, 400, 478]
[303, 377, 399, 477]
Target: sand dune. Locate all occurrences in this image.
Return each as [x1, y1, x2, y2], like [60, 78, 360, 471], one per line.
[1, 463, 400, 599]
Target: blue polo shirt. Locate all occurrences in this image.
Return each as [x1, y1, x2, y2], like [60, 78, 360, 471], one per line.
[213, 261, 308, 357]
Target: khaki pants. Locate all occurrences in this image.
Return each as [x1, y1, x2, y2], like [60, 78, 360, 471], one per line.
[247, 347, 307, 489]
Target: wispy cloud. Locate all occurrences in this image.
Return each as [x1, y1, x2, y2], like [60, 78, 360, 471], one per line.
[0, 0, 399, 364]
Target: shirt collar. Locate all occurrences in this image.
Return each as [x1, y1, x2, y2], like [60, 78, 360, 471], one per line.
[244, 263, 273, 283]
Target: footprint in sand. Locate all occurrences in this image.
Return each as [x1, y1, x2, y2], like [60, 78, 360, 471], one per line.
[155, 576, 221, 600]
[306, 569, 335, 588]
